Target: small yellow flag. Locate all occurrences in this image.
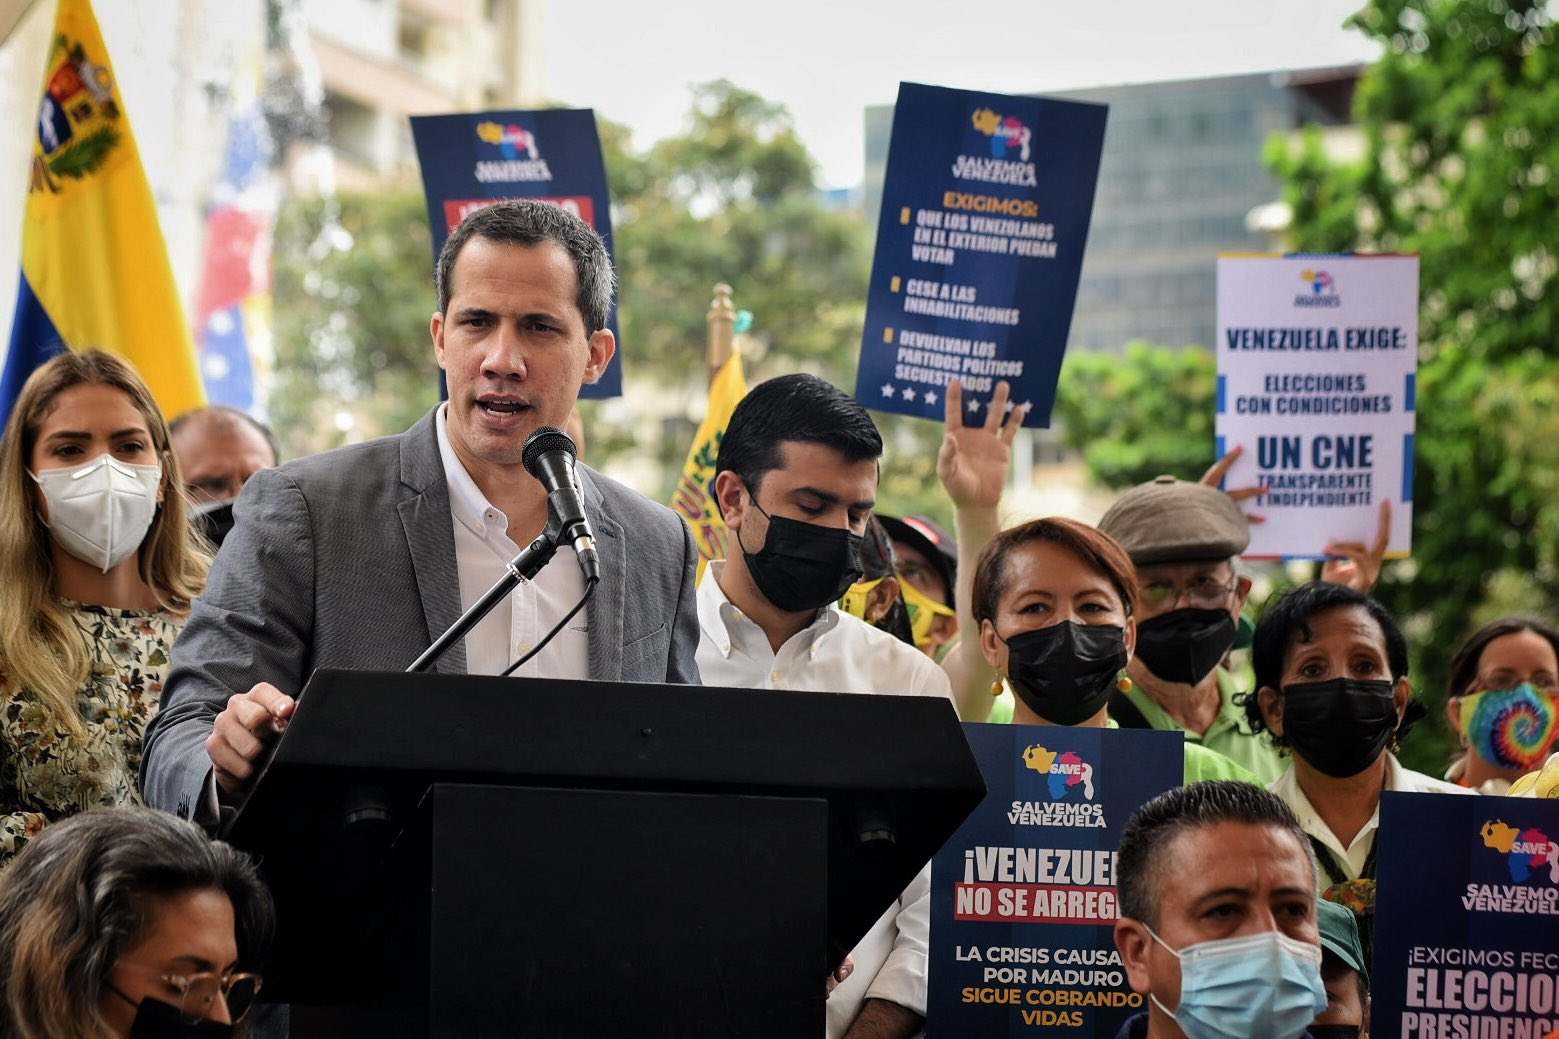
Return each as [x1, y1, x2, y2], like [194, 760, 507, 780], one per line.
[671, 352, 747, 580]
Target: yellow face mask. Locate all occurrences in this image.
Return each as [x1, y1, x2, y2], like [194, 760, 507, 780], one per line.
[899, 575, 955, 648]
[838, 576, 889, 621]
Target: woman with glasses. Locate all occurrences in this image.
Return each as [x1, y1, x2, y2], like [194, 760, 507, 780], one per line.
[1444, 617, 1559, 794]
[0, 351, 209, 864]
[1244, 581, 1469, 967]
[0, 806, 272, 1038]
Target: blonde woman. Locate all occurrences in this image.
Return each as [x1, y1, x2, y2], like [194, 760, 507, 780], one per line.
[0, 350, 208, 862]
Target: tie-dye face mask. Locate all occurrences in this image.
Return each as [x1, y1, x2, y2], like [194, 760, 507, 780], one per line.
[1458, 683, 1559, 772]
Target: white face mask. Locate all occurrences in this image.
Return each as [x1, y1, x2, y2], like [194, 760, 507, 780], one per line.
[31, 453, 163, 572]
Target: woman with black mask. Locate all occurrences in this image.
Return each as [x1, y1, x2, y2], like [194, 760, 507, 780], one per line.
[971, 517, 1257, 783]
[1246, 582, 1470, 967]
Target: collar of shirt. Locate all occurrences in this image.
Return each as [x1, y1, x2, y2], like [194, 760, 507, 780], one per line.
[436, 403, 513, 552]
[696, 560, 840, 660]
[1271, 753, 1408, 878]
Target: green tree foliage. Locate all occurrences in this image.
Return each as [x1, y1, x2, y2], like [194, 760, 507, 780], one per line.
[1052, 341, 1218, 489]
[269, 189, 437, 457]
[592, 81, 880, 494]
[1268, 0, 1558, 771]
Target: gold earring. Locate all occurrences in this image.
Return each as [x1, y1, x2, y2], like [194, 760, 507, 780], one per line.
[991, 679, 1004, 698]
[1116, 672, 1134, 693]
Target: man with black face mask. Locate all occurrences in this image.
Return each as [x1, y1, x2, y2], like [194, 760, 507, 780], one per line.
[698, 373, 952, 1039]
[1098, 475, 1286, 783]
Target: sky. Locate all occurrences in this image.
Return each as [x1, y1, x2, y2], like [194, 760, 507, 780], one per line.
[543, 0, 1382, 189]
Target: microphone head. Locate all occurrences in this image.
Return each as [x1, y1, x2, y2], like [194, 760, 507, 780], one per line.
[522, 426, 577, 477]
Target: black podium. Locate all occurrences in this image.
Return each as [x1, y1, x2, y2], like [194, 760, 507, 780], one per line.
[222, 669, 984, 1037]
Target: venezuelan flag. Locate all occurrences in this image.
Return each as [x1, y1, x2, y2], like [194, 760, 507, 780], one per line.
[2, 0, 204, 423]
[671, 351, 747, 580]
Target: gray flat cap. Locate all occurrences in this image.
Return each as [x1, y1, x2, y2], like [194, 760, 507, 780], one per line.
[1097, 475, 1250, 565]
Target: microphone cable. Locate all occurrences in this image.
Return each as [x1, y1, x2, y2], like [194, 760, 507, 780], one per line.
[499, 576, 599, 678]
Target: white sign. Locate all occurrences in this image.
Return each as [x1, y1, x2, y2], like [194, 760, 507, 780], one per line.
[1215, 254, 1418, 559]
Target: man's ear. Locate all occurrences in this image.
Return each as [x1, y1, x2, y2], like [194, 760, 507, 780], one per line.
[1115, 918, 1154, 996]
[865, 576, 901, 624]
[1258, 686, 1284, 738]
[1232, 572, 1253, 616]
[713, 470, 747, 528]
[431, 312, 446, 367]
[583, 328, 616, 384]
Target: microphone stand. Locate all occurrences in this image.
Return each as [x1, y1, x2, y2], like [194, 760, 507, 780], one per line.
[406, 516, 562, 674]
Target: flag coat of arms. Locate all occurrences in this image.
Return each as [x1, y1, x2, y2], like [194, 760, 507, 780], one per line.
[2, 0, 204, 423]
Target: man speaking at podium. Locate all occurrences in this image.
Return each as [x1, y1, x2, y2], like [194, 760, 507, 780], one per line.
[697, 373, 952, 1039]
[141, 199, 700, 823]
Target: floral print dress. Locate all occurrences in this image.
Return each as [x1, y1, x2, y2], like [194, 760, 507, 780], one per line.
[0, 600, 183, 865]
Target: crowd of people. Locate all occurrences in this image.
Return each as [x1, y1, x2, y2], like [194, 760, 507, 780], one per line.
[1, 198, 1555, 1038]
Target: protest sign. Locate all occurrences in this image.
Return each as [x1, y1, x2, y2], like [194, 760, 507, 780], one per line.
[927, 724, 1181, 1035]
[1373, 791, 1559, 1038]
[857, 82, 1106, 427]
[1215, 253, 1418, 558]
[410, 109, 622, 398]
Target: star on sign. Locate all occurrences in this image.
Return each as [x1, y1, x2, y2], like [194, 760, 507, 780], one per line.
[1022, 400, 1033, 411]
[881, 382, 896, 398]
[1004, 399, 1016, 413]
[967, 397, 982, 413]
[901, 386, 917, 401]
[924, 390, 938, 406]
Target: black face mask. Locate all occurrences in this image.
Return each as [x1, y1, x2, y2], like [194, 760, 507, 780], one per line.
[1307, 1025, 1361, 1039]
[1133, 607, 1237, 686]
[1279, 678, 1399, 777]
[127, 997, 236, 1039]
[740, 500, 864, 613]
[1000, 622, 1128, 725]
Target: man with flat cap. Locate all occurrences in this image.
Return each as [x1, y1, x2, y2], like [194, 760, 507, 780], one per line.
[1098, 474, 1284, 782]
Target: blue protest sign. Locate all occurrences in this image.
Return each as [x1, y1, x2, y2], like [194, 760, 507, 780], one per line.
[1373, 791, 1559, 1037]
[410, 109, 622, 398]
[927, 724, 1182, 1035]
[857, 82, 1106, 427]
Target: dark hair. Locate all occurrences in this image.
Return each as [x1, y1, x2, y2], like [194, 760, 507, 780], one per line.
[971, 516, 1138, 626]
[1447, 615, 1559, 698]
[714, 374, 882, 501]
[0, 807, 274, 1038]
[169, 404, 281, 466]
[861, 517, 897, 581]
[1116, 780, 1315, 929]
[435, 199, 615, 334]
[1242, 582, 1412, 742]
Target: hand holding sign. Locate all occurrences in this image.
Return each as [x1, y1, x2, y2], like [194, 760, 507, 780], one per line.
[1321, 499, 1392, 593]
[1200, 444, 1267, 525]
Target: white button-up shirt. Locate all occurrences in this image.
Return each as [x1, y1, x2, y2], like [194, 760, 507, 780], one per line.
[696, 563, 951, 1037]
[436, 405, 589, 679]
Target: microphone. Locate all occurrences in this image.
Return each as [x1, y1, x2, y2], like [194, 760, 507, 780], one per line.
[522, 427, 600, 581]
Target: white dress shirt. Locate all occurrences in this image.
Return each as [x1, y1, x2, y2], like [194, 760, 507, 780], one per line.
[436, 405, 589, 679]
[696, 563, 951, 1037]
[1268, 753, 1472, 883]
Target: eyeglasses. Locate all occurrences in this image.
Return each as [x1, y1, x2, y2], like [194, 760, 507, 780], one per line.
[1138, 576, 1235, 611]
[112, 964, 264, 1024]
[1474, 672, 1559, 694]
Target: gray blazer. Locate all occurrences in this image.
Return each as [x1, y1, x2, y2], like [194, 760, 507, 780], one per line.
[140, 408, 701, 818]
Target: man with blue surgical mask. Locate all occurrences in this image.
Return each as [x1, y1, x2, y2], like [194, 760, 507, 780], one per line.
[1112, 781, 1328, 1039]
